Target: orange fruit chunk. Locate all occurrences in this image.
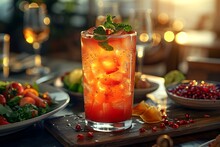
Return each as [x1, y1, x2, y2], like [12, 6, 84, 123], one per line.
[140, 106, 162, 123]
[132, 100, 162, 123]
[99, 55, 119, 74]
[132, 100, 149, 116]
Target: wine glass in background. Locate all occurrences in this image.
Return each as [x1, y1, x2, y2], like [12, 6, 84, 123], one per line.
[96, 0, 122, 26]
[23, 2, 50, 75]
[129, 9, 153, 74]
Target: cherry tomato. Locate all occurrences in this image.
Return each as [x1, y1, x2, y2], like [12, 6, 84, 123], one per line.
[19, 97, 36, 107]
[41, 92, 52, 105]
[0, 116, 9, 125]
[23, 88, 39, 97]
[0, 94, 6, 105]
[6, 82, 24, 99]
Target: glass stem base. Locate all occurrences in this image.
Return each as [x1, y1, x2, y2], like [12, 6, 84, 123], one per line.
[26, 66, 50, 75]
[85, 119, 132, 132]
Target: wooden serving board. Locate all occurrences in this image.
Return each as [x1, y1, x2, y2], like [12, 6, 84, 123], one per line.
[44, 105, 220, 147]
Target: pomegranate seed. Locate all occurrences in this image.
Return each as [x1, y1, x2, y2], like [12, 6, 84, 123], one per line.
[77, 134, 84, 140]
[204, 114, 210, 118]
[189, 119, 195, 123]
[160, 123, 166, 129]
[185, 113, 190, 119]
[172, 123, 179, 129]
[139, 127, 146, 133]
[182, 120, 187, 125]
[178, 120, 184, 125]
[168, 121, 174, 127]
[75, 124, 82, 131]
[186, 120, 190, 124]
[152, 126, 157, 132]
[176, 120, 181, 125]
[164, 119, 169, 125]
[87, 132, 94, 138]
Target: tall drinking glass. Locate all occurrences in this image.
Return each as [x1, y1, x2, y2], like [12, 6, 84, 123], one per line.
[81, 30, 136, 132]
[23, 2, 50, 75]
[129, 9, 153, 74]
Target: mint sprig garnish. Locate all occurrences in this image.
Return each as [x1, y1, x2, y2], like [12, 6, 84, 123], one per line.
[94, 26, 106, 35]
[93, 15, 132, 51]
[98, 41, 113, 51]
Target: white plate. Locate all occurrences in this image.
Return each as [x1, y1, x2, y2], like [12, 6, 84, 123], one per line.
[199, 139, 214, 147]
[0, 83, 70, 136]
[166, 81, 220, 109]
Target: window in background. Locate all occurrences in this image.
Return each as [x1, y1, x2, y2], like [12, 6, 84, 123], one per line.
[156, 0, 215, 30]
[0, 0, 14, 25]
[0, 0, 14, 33]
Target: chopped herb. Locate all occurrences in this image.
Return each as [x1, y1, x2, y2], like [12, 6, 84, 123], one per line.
[93, 15, 132, 51]
[0, 104, 12, 116]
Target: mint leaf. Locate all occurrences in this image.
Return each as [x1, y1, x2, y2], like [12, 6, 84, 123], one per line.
[94, 26, 107, 41]
[93, 15, 133, 51]
[104, 15, 116, 30]
[94, 35, 107, 41]
[98, 41, 113, 51]
[116, 23, 132, 32]
[93, 26, 106, 35]
[104, 22, 115, 30]
[106, 15, 115, 23]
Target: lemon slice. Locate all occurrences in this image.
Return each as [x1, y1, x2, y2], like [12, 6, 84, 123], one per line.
[164, 70, 185, 87]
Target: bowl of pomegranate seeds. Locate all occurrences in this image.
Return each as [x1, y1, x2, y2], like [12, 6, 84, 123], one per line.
[166, 80, 220, 109]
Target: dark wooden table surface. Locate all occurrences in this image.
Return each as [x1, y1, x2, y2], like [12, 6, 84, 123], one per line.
[0, 56, 219, 147]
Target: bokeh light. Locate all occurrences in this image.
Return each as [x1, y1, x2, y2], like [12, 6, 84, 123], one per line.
[139, 33, 150, 42]
[158, 13, 169, 25]
[44, 17, 50, 25]
[175, 31, 188, 44]
[164, 31, 175, 42]
[152, 33, 161, 46]
[172, 19, 184, 31]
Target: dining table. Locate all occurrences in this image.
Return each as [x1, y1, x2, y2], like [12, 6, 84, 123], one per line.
[0, 54, 220, 147]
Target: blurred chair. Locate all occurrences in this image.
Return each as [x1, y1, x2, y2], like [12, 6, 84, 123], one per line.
[187, 56, 220, 81]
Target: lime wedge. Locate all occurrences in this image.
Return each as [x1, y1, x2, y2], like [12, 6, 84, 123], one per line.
[164, 70, 185, 87]
[68, 69, 83, 84]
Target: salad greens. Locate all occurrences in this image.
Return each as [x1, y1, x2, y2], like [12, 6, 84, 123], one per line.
[0, 81, 53, 124]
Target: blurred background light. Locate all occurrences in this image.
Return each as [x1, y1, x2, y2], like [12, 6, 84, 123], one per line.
[164, 31, 175, 42]
[172, 19, 184, 31]
[157, 13, 169, 25]
[175, 31, 188, 44]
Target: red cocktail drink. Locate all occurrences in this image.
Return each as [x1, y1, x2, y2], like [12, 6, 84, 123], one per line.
[81, 16, 136, 132]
